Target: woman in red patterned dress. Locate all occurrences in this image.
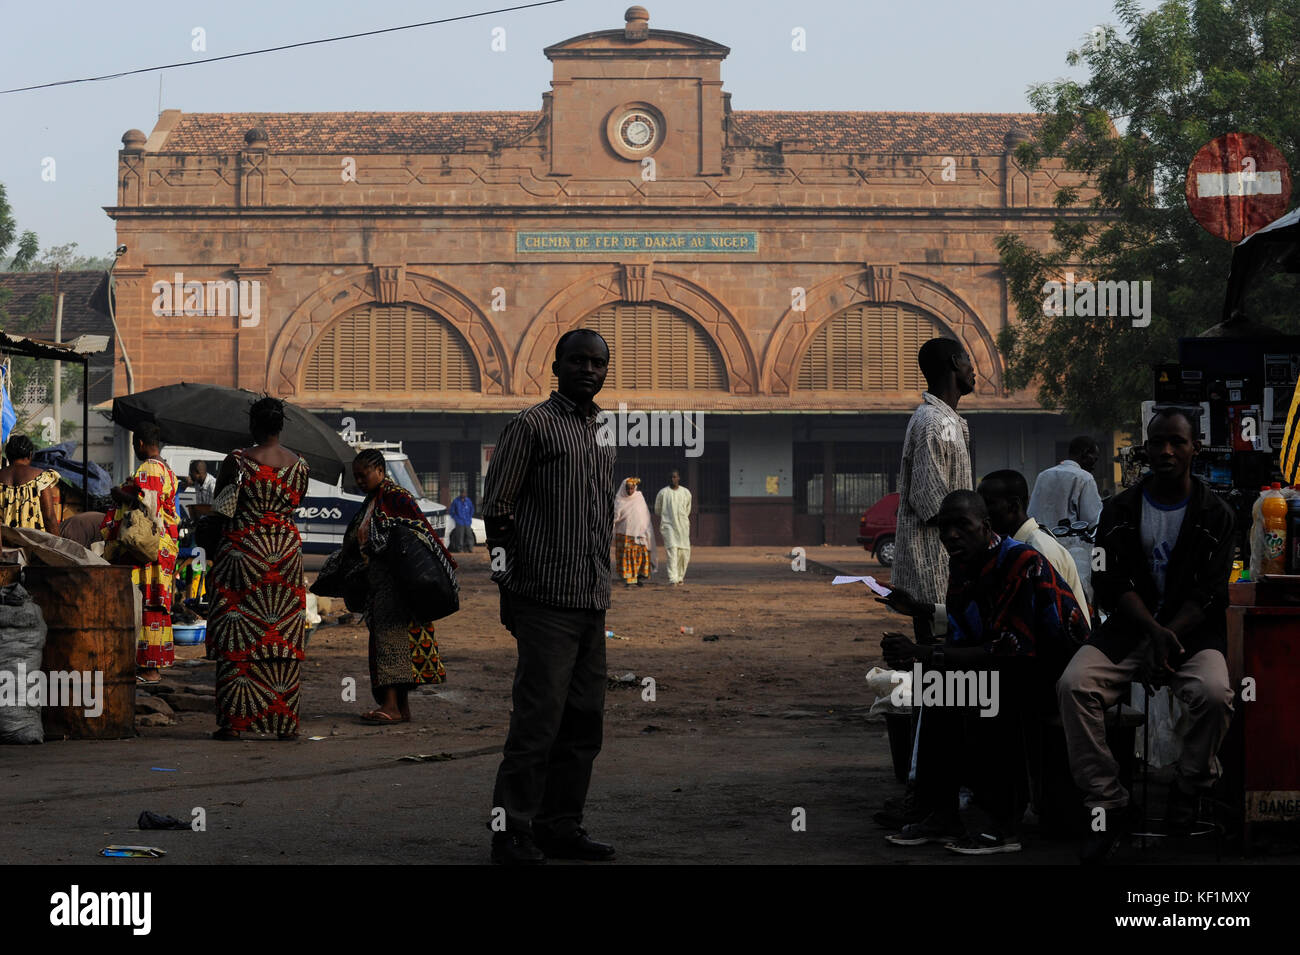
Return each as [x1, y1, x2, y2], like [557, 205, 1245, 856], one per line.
[207, 398, 310, 740]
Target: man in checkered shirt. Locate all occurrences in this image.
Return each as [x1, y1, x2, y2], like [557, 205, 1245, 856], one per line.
[892, 337, 976, 634]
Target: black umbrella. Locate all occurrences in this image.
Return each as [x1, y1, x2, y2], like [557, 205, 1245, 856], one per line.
[1221, 206, 1300, 323]
[111, 383, 354, 484]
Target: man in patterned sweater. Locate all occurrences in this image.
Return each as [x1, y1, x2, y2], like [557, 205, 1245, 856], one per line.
[880, 490, 1091, 854]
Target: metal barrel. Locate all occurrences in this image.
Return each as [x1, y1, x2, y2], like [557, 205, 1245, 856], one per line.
[25, 565, 137, 740]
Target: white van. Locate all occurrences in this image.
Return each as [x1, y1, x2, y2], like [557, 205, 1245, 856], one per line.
[160, 442, 449, 554]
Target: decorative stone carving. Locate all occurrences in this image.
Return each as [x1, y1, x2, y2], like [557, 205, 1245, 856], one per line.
[621, 263, 654, 302]
[374, 265, 406, 305]
[866, 263, 896, 302]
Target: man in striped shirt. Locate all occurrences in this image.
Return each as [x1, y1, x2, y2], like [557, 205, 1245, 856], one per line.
[483, 328, 617, 865]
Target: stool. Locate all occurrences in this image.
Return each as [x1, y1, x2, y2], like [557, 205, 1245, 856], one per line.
[1129, 687, 1224, 858]
[1037, 702, 1145, 837]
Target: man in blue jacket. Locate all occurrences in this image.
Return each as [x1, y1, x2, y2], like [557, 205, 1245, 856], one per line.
[1057, 407, 1235, 864]
[449, 490, 475, 552]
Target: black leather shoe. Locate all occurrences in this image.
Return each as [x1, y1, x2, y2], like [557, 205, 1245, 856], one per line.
[491, 832, 546, 865]
[535, 828, 616, 861]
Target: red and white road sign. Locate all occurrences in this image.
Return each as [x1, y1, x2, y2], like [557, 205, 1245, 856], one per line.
[1185, 133, 1292, 242]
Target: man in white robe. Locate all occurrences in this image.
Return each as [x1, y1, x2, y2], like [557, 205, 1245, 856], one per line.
[654, 470, 692, 585]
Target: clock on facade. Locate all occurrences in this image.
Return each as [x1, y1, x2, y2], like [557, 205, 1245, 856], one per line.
[606, 104, 663, 159]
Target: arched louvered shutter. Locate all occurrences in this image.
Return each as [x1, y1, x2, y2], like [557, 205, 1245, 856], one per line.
[579, 302, 727, 391]
[797, 303, 953, 391]
[302, 304, 479, 393]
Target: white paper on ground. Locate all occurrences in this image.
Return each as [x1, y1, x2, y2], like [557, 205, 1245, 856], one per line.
[831, 575, 891, 597]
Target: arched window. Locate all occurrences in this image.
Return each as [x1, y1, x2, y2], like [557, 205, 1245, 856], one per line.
[579, 302, 727, 391]
[797, 303, 953, 391]
[301, 304, 480, 393]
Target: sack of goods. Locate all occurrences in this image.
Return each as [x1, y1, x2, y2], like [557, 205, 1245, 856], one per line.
[0, 583, 48, 744]
[119, 506, 162, 565]
[383, 524, 460, 622]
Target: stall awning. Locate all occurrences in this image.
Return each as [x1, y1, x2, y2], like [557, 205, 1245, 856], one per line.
[0, 331, 109, 362]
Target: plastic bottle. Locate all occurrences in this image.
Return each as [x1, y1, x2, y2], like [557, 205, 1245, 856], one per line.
[1248, 486, 1270, 582]
[1261, 483, 1289, 576]
[680, 626, 695, 635]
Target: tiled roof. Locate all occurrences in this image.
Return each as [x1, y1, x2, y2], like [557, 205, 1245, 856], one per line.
[730, 111, 1044, 154]
[161, 111, 543, 153]
[154, 109, 1045, 154]
[0, 271, 116, 403]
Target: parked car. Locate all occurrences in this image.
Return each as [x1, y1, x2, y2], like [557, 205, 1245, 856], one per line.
[857, 492, 899, 567]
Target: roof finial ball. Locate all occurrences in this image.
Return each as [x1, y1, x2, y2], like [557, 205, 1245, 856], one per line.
[625, 6, 650, 40]
[121, 129, 147, 153]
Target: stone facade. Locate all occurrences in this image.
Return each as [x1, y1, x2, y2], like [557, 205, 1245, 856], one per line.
[106, 7, 1099, 544]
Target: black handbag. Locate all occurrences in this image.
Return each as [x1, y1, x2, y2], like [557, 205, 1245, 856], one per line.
[311, 547, 369, 613]
[380, 524, 459, 622]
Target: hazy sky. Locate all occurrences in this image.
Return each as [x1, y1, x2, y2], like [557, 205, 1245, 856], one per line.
[0, 0, 1155, 257]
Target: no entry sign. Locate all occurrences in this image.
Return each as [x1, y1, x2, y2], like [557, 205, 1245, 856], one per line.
[1185, 133, 1292, 242]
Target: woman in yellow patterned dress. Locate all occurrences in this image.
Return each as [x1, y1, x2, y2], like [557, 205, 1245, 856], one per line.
[0, 434, 61, 531]
[100, 423, 180, 683]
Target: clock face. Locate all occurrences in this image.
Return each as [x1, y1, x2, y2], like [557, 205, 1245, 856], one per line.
[618, 111, 658, 151]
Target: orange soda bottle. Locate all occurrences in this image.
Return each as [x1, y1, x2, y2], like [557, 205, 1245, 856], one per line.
[1262, 482, 1289, 576]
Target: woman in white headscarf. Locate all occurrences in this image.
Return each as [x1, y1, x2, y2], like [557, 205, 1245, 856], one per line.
[613, 477, 656, 587]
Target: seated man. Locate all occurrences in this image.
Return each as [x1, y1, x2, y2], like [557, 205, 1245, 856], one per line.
[880, 489, 1090, 855]
[1057, 407, 1234, 864]
[978, 469, 1090, 621]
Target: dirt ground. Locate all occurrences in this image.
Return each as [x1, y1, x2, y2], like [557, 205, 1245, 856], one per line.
[0, 546, 1292, 865]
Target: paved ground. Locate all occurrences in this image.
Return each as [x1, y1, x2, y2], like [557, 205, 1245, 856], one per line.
[1, 546, 1293, 865]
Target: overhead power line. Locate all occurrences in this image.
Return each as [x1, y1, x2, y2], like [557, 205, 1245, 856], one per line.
[0, 0, 566, 95]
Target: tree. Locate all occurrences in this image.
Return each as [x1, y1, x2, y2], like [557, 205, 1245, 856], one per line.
[22, 242, 115, 272]
[0, 181, 38, 271]
[997, 0, 1300, 434]
[0, 290, 79, 442]
[0, 178, 75, 443]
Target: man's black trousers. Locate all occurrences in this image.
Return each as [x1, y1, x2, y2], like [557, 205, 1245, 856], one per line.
[492, 588, 607, 839]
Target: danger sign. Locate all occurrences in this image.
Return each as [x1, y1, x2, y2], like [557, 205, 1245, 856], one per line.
[1185, 133, 1292, 242]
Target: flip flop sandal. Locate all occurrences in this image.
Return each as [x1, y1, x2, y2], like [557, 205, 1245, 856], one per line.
[359, 711, 401, 724]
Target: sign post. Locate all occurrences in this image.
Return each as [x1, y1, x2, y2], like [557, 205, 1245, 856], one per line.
[1185, 133, 1292, 242]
